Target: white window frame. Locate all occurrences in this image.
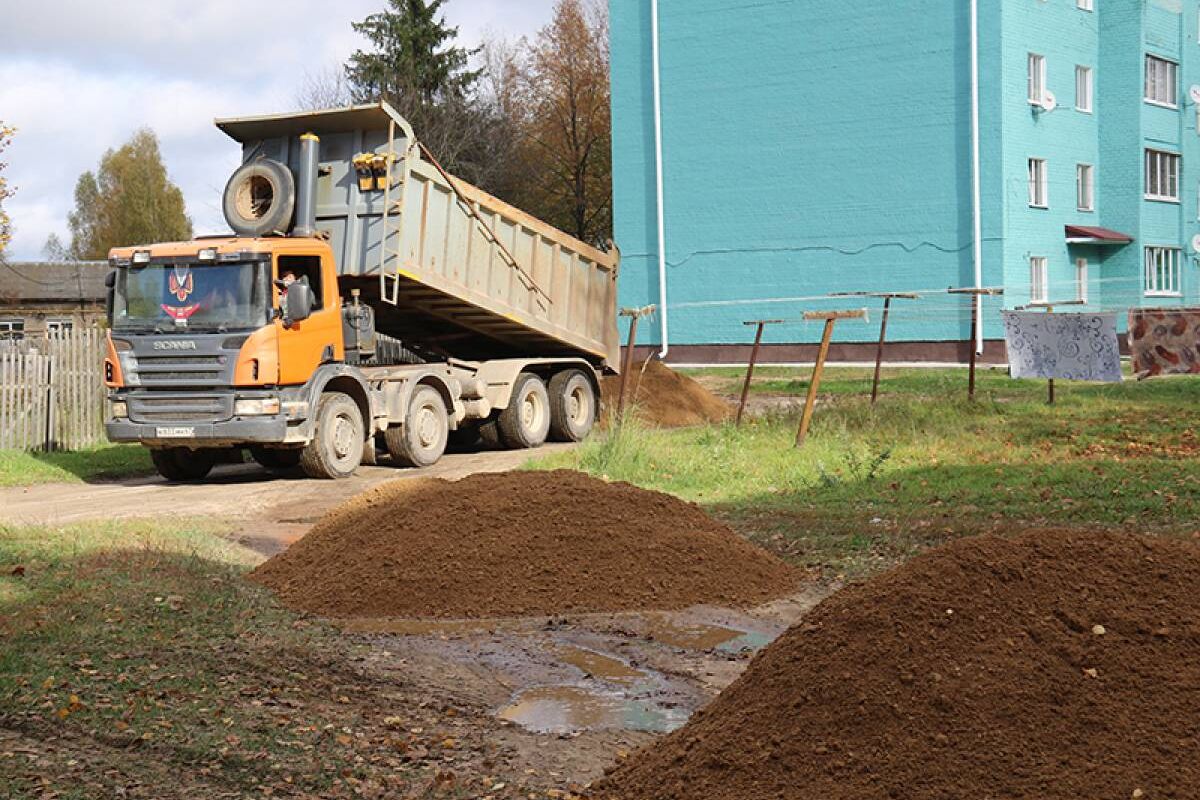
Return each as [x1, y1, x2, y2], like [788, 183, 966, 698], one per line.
[1077, 0, 1093, 10]
[0, 319, 25, 342]
[45, 319, 74, 335]
[1075, 65, 1093, 112]
[1076, 163, 1094, 211]
[1144, 246, 1182, 296]
[1075, 258, 1089, 303]
[1145, 149, 1181, 202]
[1030, 256, 1049, 304]
[1145, 55, 1178, 108]
[1028, 158, 1048, 208]
[1028, 53, 1046, 105]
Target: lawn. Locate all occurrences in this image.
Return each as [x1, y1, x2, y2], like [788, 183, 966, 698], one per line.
[0, 518, 490, 799]
[536, 366, 1200, 577]
[0, 445, 152, 487]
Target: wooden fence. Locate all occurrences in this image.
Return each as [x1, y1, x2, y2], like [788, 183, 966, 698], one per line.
[0, 328, 107, 451]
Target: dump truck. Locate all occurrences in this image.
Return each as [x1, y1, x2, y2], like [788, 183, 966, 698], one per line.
[102, 102, 619, 480]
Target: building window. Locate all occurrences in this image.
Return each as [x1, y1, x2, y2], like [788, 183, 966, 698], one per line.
[1030, 257, 1049, 304]
[1076, 258, 1089, 303]
[1145, 149, 1180, 201]
[1076, 164, 1094, 211]
[1028, 53, 1046, 104]
[46, 319, 74, 335]
[0, 319, 25, 342]
[1075, 66, 1093, 112]
[1144, 247, 1181, 296]
[1145, 55, 1178, 107]
[1078, 0, 1093, 9]
[1028, 158, 1048, 207]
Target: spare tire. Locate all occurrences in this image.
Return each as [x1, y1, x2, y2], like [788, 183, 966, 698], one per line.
[222, 158, 296, 236]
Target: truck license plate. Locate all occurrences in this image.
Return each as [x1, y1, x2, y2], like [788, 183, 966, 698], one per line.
[155, 426, 195, 438]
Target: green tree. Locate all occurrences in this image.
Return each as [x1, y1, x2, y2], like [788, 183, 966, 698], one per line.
[344, 0, 514, 189]
[0, 122, 15, 261]
[67, 128, 191, 260]
[346, 0, 479, 106]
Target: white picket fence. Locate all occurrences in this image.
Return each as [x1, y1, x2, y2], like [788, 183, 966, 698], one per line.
[0, 328, 107, 451]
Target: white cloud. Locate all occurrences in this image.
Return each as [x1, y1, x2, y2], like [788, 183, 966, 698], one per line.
[0, 0, 551, 260]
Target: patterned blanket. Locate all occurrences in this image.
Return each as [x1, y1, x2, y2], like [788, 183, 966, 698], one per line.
[1128, 308, 1200, 379]
[1001, 311, 1122, 382]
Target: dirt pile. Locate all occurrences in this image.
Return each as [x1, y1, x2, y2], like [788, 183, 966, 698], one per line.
[594, 529, 1200, 800]
[601, 360, 731, 428]
[250, 470, 797, 619]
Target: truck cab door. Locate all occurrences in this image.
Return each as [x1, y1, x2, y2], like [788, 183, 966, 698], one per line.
[274, 252, 343, 386]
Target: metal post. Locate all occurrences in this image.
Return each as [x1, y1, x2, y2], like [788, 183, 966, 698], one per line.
[796, 319, 836, 448]
[736, 321, 773, 426]
[968, 299, 979, 402]
[617, 315, 640, 419]
[871, 296, 892, 405]
[1046, 304, 1055, 405]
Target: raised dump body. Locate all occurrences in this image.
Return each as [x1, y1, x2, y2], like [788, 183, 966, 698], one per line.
[215, 103, 620, 369]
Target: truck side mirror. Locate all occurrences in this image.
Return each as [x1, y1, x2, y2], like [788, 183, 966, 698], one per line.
[104, 270, 117, 326]
[283, 281, 315, 327]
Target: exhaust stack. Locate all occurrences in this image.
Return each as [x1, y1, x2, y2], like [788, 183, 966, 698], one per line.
[294, 133, 320, 237]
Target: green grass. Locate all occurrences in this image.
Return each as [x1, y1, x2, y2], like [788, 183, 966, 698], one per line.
[0, 445, 152, 487]
[0, 519, 454, 798]
[536, 367, 1200, 577]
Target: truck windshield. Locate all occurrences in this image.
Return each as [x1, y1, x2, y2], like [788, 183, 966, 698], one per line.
[112, 261, 271, 333]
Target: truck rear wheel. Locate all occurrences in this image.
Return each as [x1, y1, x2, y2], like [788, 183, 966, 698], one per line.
[386, 385, 449, 468]
[548, 369, 597, 442]
[150, 447, 216, 482]
[249, 446, 302, 473]
[497, 372, 551, 449]
[299, 393, 364, 479]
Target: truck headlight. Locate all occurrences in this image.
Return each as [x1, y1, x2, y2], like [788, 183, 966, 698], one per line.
[110, 400, 128, 419]
[234, 397, 281, 416]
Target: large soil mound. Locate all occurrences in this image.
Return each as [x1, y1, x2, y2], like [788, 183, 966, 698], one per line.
[594, 529, 1200, 800]
[250, 470, 796, 619]
[602, 360, 731, 428]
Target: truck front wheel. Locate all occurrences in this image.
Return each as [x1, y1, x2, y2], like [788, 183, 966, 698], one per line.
[497, 372, 551, 449]
[548, 369, 597, 442]
[150, 447, 216, 482]
[386, 385, 449, 468]
[299, 393, 364, 479]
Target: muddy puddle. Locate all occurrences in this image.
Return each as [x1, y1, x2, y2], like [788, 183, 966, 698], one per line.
[498, 684, 688, 734]
[350, 598, 827, 739]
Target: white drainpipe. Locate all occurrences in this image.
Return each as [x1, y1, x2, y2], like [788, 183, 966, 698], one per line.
[970, 0, 984, 353]
[651, 0, 669, 357]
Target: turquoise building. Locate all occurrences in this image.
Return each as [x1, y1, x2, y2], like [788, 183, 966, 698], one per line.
[610, 0, 1200, 361]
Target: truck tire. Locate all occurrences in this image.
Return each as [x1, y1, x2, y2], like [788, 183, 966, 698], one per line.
[150, 447, 216, 482]
[249, 446, 302, 473]
[497, 372, 551, 449]
[299, 393, 364, 479]
[222, 158, 296, 236]
[385, 385, 449, 468]
[548, 369, 597, 442]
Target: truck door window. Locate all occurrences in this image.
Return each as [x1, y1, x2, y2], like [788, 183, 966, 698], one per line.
[277, 255, 324, 310]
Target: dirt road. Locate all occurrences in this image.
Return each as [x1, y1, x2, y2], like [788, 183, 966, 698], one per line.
[0, 443, 576, 554]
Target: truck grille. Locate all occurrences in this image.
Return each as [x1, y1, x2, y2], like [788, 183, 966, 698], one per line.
[132, 354, 227, 388]
[127, 394, 234, 424]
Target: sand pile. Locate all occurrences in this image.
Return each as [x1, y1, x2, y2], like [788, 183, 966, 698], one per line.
[594, 529, 1200, 800]
[250, 470, 796, 619]
[602, 360, 731, 428]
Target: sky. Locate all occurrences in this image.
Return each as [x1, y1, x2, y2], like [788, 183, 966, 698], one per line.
[0, 0, 551, 261]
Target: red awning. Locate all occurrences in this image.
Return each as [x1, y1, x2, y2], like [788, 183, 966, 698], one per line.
[1065, 225, 1133, 245]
